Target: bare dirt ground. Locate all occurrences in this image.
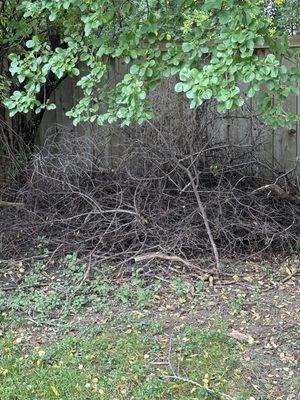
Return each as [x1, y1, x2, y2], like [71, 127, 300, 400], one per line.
[155, 277, 300, 399]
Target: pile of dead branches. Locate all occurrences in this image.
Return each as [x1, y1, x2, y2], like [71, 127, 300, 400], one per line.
[0, 114, 299, 273]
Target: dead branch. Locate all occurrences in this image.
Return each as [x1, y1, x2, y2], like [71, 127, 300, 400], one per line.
[164, 375, 235, 400]
[251, 184, 300, 203]
[178, 162, 222, 272]
[165, 334, 235, 400]
[134, 252, 210, 277]
[0, 200, 24, 208]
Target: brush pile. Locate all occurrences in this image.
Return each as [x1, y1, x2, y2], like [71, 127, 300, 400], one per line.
[1, 114, 299, 273]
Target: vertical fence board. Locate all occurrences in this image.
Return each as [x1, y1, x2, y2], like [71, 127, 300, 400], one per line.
[297, 58, 300, 176]
[274, 57, 298, 173]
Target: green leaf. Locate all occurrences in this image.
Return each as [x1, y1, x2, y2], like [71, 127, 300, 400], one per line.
[203, 0, 223, 11]
[218, 11, 230, 24]
[182, 43, 194, 53]
[117, 107, 127, 117]
[256, 36, 265, 47]
[225, 99, 233, 109]
[26, 40, 35, 49]
[236, 98, 245, 107]
[46, 103, 56, 110]
[202, 89, 213, 99]
[138, 91, 146, 100]
[247, 87, 256, 98]
[175, 82, 184, 92]
[217, 103, 226, 113]
[190, 99, 197, 109]
[72, 68, 80, 76]
[130, 65, 139, 74]
[49, 13, 57, 21]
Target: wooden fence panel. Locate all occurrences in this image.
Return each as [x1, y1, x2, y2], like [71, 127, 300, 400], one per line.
[274, 57, 298, 173]
[297, 58, 300, 176]
[37, 39, 300, 177]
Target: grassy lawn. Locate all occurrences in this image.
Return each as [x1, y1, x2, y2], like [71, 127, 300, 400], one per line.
[0, 253, 298, 399]
[0, 321, 251, 400]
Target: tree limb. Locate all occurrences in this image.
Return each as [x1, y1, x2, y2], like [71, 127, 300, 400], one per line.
[0, 200, 24, 208]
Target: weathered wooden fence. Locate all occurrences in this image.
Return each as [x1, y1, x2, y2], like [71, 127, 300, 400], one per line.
[39, 37, 300, 176]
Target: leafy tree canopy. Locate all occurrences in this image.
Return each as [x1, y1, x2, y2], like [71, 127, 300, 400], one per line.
[2, 0, 300, 128]
[264, 0, 299, 35]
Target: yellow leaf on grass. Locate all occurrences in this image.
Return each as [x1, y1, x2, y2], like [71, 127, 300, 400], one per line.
[51, 385, 60, 397]
[203, 378, 209, 388]
[252, 312, 260, 321]
[247, 336, 254, 345]
[285, 265, 296, 276]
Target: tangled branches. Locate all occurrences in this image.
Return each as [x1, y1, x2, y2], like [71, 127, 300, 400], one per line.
[0, 114, 299, 273]
[0, 117, 29, 187]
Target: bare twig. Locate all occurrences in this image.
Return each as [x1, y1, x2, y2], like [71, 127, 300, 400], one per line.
[164, 374, 236, 400]
[251, 184, 300, 203]
[164, 335, 235, 400]
[0, 200, 24, 208]
[134, 252, 210, 276]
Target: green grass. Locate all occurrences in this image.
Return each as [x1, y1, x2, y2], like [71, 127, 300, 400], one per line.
[0, 323, 253, 400]
[1, 248, 298, 399]
[0, 251, 257, 399]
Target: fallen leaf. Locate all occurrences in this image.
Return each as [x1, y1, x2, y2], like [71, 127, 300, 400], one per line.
[229, 330, 254, 343]
[247, 336, 254, 345]
[51, 385, 60, 397]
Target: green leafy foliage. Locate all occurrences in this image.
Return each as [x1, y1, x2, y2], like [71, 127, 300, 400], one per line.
[264, 0, 300, 35]
[2, 0, 300, 128]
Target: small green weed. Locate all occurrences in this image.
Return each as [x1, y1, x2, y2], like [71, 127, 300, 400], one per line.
[0, 254, 166, 324]
[28, 235, 49, 256]
[229, 293, 249, 316]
